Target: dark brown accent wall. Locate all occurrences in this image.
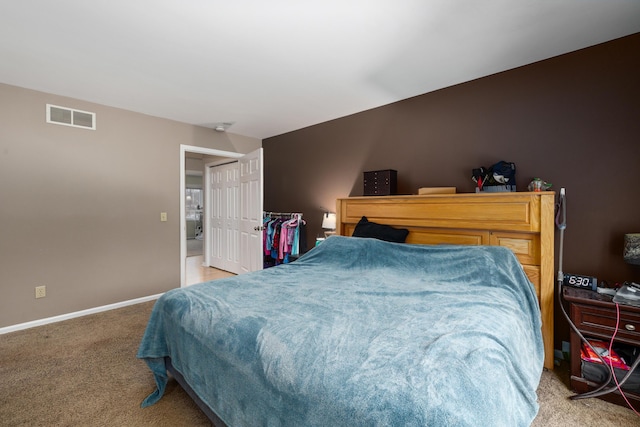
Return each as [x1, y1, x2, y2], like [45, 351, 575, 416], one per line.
[264, 33, 640, 349]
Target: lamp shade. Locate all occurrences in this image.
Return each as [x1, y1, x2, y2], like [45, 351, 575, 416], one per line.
[322, 212, 336, 230]
[624, 233, 640, 265]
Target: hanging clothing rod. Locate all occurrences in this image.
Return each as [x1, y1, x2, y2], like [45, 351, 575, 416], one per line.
[263, 211, 303, 218]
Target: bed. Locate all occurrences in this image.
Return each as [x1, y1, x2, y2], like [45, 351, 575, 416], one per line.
[336, 192, 555, 371]
[138, 192, 555, 426]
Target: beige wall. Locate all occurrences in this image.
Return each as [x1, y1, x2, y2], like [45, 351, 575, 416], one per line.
[0, 83, 261, 328]
[185, 157, 205, 176]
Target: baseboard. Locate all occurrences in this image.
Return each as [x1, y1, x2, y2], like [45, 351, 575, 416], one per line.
[0, 293, 164, 335]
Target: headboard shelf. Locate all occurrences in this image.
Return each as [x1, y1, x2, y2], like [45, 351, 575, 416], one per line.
[337, 192, 556, 369]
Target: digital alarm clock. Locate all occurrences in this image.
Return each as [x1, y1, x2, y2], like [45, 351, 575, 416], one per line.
[563, 273, 598, 291]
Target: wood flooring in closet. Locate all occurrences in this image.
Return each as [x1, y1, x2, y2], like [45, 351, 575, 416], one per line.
[186, 255, 235, 286]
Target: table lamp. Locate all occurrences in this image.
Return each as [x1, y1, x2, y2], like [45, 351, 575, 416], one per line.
[322, 212, 336, 238]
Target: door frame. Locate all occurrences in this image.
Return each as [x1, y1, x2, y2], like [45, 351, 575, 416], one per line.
[180, 145, 243, 288]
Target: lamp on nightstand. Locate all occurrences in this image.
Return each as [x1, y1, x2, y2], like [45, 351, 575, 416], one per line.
[624, 233, 640, 265]
[322, 212, 336, 238]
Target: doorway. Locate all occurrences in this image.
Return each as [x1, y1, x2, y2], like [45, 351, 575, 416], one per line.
[180, 145, 264, 287]
[180, 145, 243, 287]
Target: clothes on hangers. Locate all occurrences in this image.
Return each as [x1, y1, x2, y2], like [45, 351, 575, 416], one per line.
[262, 212, 306, 268]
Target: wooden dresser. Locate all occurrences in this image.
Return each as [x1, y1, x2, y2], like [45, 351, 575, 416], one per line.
[563, 286, 640, 407]
[337, 192, 556, 369]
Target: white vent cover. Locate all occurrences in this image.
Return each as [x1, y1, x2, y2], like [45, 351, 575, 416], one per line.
[46, 104, 96, 130]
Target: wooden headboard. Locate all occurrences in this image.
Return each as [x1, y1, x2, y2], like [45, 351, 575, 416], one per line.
[337, 192, 555, 370]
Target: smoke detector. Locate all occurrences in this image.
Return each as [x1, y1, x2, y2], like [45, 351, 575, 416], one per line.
[213, 122, 234, 132]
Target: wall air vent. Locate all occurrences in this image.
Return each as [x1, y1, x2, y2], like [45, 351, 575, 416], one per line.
[46, 104, 96, 130]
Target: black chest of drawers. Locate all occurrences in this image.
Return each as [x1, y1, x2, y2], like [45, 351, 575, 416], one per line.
[363, 170, 397, 196]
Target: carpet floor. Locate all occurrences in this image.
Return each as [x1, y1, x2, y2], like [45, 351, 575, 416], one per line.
[1, 301, 638, 426]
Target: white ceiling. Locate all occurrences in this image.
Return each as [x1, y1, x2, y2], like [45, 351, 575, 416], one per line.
[1, 1, 639, 139]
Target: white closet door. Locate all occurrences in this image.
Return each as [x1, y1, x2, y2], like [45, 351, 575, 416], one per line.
[206, 148, 262, 275]
[222, 163, 240, 273]
[207, 162, 241, 273]
[208, 165, 224, 270]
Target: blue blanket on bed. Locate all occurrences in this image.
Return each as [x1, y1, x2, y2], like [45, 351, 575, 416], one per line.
[137, 236, 543, 426]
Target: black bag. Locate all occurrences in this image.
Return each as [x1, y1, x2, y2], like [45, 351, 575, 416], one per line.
[472, 161, 516, 192]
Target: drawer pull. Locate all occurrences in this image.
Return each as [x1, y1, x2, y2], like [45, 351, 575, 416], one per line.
[625, 324, 636, 331]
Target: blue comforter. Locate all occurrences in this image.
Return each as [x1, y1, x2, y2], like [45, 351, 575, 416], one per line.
[138, 236, 543, 426]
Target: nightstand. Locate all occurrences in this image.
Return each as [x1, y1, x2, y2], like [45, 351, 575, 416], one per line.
[563, 286, 640, 407]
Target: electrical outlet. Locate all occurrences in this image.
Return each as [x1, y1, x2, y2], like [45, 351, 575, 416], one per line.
[35, 286, 46, 299]
[160, 212, 167, 222]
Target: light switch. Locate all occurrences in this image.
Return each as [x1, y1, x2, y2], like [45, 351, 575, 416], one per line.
[160, 212, 167, 222]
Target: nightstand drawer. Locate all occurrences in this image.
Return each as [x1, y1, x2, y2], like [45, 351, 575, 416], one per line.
[573, 303, 640, 345]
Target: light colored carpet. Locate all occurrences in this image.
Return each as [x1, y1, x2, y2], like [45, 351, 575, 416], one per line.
[1, 302, 638, 426]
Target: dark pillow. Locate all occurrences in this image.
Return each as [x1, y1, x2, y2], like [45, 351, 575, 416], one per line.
[352, 216, 409, 243]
